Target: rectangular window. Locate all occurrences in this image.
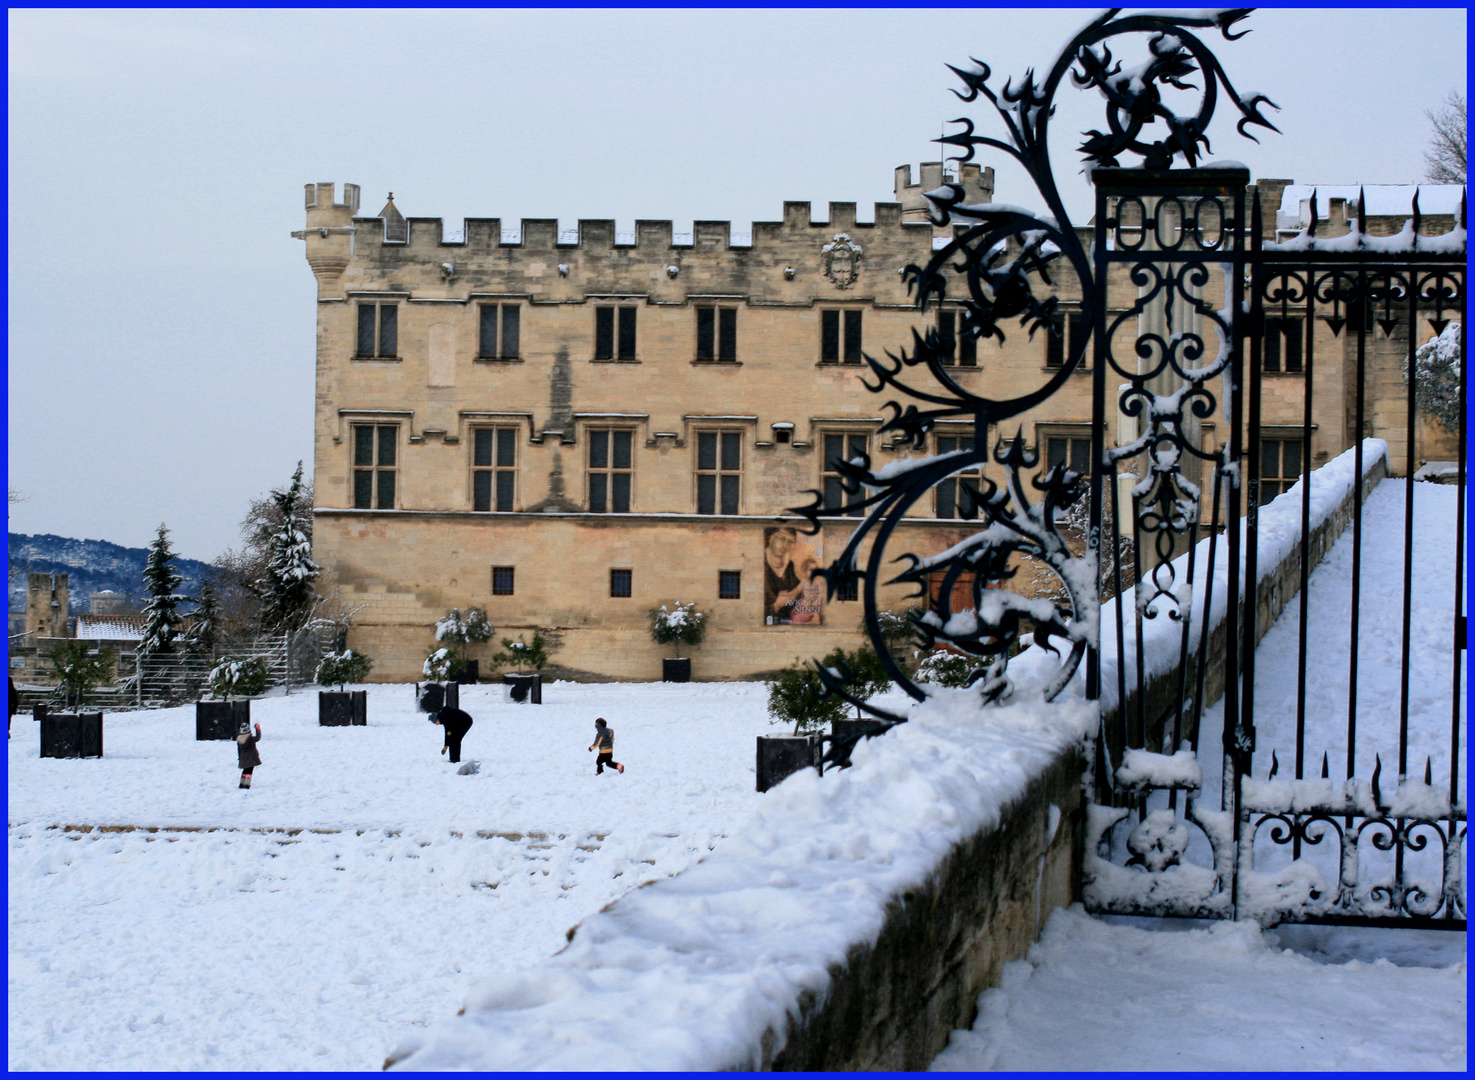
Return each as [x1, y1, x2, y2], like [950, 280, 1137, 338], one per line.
[491, 566, 515, 595]
[352, 424, 397, 509]
[821, 309, 840, 362]
[587, 428, 633, 513]
[472, 427, 517, 511]
[695, 306, 738, 361]
[595, 306, 637, 359]
[935, 434, 981, 519]
[356, 303, 398, 358]
[718, 570, 741, 599]
[837, 577, 858, 602]
[1046, 311, 1087, 369]
[610, 568, 632, 598]
[696, 431, 742, 514]
[823, 432, 868, 517]
[478, 304, 521, 359]
[1046, 435, 1092, 475]
[935, 311, 979, 367]
[1263, 316, 1303, 373]
[1260, 435, 1304, 502]
[844, 310, 862, 364]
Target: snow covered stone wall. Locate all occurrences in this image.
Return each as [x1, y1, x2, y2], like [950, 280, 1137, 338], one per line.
[385, 694, 1094, 1071]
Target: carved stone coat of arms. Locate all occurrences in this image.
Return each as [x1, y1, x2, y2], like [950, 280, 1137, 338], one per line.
[820, 233, 863, 289]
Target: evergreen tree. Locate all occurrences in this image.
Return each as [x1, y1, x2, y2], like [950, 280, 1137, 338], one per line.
[185, 578, 220, 657]
[258, 462, 321, 633]
[139, 523, 189, 655]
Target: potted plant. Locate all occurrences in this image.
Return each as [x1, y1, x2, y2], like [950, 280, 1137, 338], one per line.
[39, 640, 112, 758]
[649, 602, 707, 682]
[315, 649, 372, 726]
[492, 631, 549, 703]
[758, 646, 889, 792]
[197, 657, 267, 741]
[432, 607, 494, 684]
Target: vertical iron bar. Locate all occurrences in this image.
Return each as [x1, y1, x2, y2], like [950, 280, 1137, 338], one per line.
[1242, 245, 1263, 784]
[1398, 270, 1418, 782]
[1451, 277, 1467, 816]
[1189, 465, 1224, 759]
[1112, 464, 1129, 765]
[1347, 271, 1366, 786]
[1295, 280, 1315, 782]
[1132, 487, 1147, 750]
[1223, 202, 1244, 818]
[1088, 185, 1110, 708]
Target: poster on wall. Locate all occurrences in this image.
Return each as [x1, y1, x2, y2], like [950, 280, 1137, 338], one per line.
[763, 526, 824, 625]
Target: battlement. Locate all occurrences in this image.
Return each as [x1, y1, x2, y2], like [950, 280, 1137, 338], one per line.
[304, 182, 360, 213]
[894, 162, 994, 224]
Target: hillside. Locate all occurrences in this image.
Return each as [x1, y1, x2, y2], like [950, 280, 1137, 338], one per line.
[8, 533, 213, 614]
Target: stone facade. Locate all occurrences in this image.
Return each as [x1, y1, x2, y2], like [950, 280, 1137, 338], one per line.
[299, 171, 1457, 682]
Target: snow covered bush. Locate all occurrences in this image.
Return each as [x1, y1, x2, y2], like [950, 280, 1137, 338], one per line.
[422, 648, 455, 681]
[914, 649, 986, 689]
[649, 602, 707, 658]
[315, 649, 373, 690]
[493, 631, 549, 674]
[430, 607, 494, 678]
[1403, 321, 1462, 434]
[257, 462, 320, 634]
[208, 657, 269, 700]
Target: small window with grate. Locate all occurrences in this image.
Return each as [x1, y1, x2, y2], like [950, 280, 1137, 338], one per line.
[718, 570, 741, 599]
[491, 566, 515, 595]
[610, 568, 632, 598]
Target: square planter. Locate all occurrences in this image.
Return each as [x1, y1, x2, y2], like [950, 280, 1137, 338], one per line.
[415, 681, 458, 714]
[196, 700, 250, 741]
[662, 658, 691, 683]
[502, 673, 542, 704]
[40, 711, 103, 759]
[455, 660, 479, 685]
[319, 690, 367, 726]
[755, 734, 823, 793]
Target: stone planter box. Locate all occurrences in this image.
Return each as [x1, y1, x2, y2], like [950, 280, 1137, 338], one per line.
[196, 700, 250, 741]
[415, 681, 459, 714]
[319, 690, 367, 726]
[40, 710, 103, 758]
[455, 660, 479, 685]
[662, 658, 691, 683]
[755, 734, 823, 793]
[502, 673, 542, 704]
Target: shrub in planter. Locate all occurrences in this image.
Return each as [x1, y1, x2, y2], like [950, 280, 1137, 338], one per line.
[492, 631, 548, 675]
[430, 607, 494, 681]
[316, 649, 373, 690]
[913, 649, 988, 689]
[209, 657, 269, 700]
[765, 645, 890, 736]
[43, 640, 116, 711]
[650, 602, 706, 678]
[422, 648, 457, 682]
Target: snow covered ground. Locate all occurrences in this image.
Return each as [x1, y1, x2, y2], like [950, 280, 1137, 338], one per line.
[931, 905, 1466, 1071]
[7, 681, 781, 1071]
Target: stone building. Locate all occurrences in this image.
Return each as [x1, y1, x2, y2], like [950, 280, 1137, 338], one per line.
[296, 170, 1460, 682]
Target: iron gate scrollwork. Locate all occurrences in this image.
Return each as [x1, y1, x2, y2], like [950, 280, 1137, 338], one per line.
[792, 8, 1466, 930]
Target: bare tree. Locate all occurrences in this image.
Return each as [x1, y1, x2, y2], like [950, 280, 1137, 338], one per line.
[1424, 91, 1466, 185]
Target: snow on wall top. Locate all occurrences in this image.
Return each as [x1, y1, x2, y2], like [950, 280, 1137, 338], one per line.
[386, 692, 1095, 1072]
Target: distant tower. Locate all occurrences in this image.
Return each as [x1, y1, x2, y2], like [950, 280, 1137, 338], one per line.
[893, 162, 995, 231]
[26, 572, 69, 638]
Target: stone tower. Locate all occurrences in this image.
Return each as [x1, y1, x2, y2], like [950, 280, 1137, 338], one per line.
[26, 572, 68, 638]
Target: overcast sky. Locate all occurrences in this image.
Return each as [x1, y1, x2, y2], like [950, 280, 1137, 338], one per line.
[8, 8, 1466, 561]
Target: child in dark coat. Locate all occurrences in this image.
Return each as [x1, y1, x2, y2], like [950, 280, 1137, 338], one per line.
[236, 723, 262, 789]
[588, 718, 624, 774]
[435, 706, 474, 763]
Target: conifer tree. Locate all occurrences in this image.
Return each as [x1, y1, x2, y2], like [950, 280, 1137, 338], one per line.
[185, 578, 220, 657]
[258, 462, 321, 633]
[139, 523, 189, 655]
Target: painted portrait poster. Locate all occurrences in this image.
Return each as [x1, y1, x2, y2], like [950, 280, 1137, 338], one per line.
[762, 526, 824, 625]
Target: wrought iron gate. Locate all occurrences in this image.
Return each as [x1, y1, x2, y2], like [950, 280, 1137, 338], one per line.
[794, 10, 1466, 929]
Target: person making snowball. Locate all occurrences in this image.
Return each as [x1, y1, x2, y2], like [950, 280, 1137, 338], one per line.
[236, 722, 262, 789]
[434, 705, 474, 764]
[588, 717, 624, 775]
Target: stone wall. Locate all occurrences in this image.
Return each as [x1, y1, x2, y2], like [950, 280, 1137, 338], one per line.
[761, 746, 1082, 1071]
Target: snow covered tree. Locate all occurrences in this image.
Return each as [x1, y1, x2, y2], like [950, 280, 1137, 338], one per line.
[209, 657, 269, 700]
[184, 578, 220, 658]
[315, 649, 373, 690]
[45, 640, 116, 709]
[427, 607, 493, 679]
[493, 631, 549, 674]
[213, 476, 314, 634]
[257, 462, 320, 634]
[1423, 90, 1466, 185]
[1404, 322, 1463, 435]
[649, 602, 707, 658]
[139, 523, 190, 656]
